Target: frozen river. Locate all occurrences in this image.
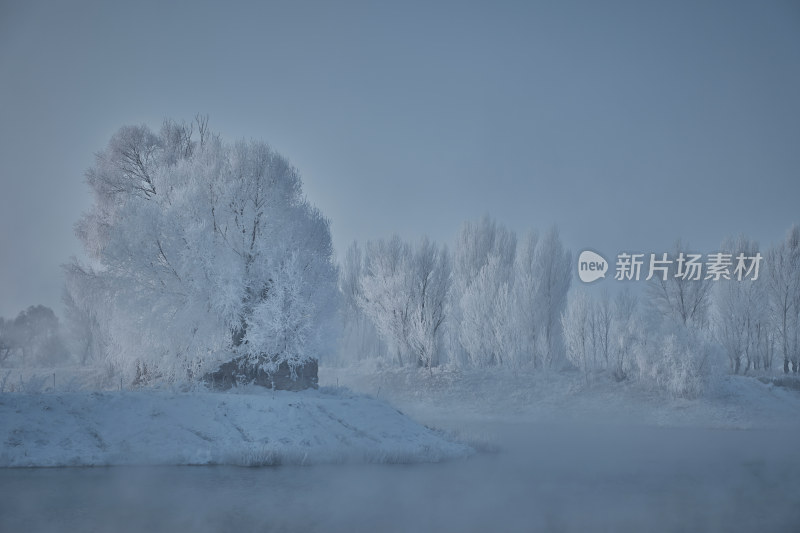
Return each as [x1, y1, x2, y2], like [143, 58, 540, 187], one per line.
[2, 422, 799, 532]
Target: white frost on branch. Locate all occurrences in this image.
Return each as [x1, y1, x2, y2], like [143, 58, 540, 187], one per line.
[65, 118, 339, 384]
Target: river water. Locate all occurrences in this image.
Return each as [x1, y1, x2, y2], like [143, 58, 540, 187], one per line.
[2, 422, 799, 532]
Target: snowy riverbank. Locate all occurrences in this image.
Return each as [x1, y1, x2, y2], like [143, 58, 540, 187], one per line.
[0, 387, 472, 467]
[321, 365, 800, 432]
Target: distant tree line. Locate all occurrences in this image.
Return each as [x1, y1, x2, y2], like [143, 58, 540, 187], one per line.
[562, 225, 800, 398]
[338, 220, 800, 399]
[0, 305, 69, 367]
[338, 216, 572, 370]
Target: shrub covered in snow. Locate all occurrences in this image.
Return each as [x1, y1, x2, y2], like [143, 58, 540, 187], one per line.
[634, 330, 712, 399]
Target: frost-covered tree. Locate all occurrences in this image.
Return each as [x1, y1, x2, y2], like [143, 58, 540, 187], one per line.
[405, 237, 451, 369]
[459, 254, 515, 366]
[635, 297, 713, 398]
[448, 219, 570, 368]
[643, 330, 708, 399]
[562, 288, 613, 381]
[357, 236, 450, 369]
[510, 230, 540, 365]
[358, 236, 414, 366]
[338, 242, 386, 364]
[0, 318, 14, 365]
[66, 117, 338, 384]
[529, 227, 572, 367]
[562, 289, 593, 382]
[450, 216, 516, 366]
[594, 290, 612, 370]
[341, 217, 571, 370]
[766, 224, 800, 373]
[0, 306, 69, 366]
[713, 235, 770, 374]
[62, 266, 110, 366]
[563, 283, 709, 397]
[648, 240, 713, 332]
[610, 288, 638, 381]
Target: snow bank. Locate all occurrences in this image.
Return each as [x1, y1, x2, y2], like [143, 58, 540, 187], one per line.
[321, 365, 800, 431]
[0, 388, 472, 467]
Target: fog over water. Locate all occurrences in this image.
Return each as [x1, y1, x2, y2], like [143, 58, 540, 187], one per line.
[3, 422, 799, 533]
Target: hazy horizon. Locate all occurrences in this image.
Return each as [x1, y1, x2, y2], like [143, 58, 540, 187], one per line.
[2, 0, 799, 318]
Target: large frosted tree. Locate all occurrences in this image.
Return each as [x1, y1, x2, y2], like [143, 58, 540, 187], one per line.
[66, 117, 338, 384]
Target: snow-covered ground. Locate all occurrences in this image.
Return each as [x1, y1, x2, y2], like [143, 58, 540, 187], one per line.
[320, 364, 800, 433]
[4, 363, 799, 469]
[0, 386, 471, 467]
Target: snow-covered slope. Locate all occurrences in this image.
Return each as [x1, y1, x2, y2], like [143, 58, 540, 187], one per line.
[321, 365, 800, 431]
[0, 387, 472, 467]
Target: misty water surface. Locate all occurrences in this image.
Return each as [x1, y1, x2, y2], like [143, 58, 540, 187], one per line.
[2, 422, 799, 533]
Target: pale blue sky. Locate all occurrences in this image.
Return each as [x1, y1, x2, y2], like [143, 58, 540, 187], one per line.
[1, 0, 798, 317]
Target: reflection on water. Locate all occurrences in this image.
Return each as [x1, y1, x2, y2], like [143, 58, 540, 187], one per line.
[2, 423, 799, 533]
